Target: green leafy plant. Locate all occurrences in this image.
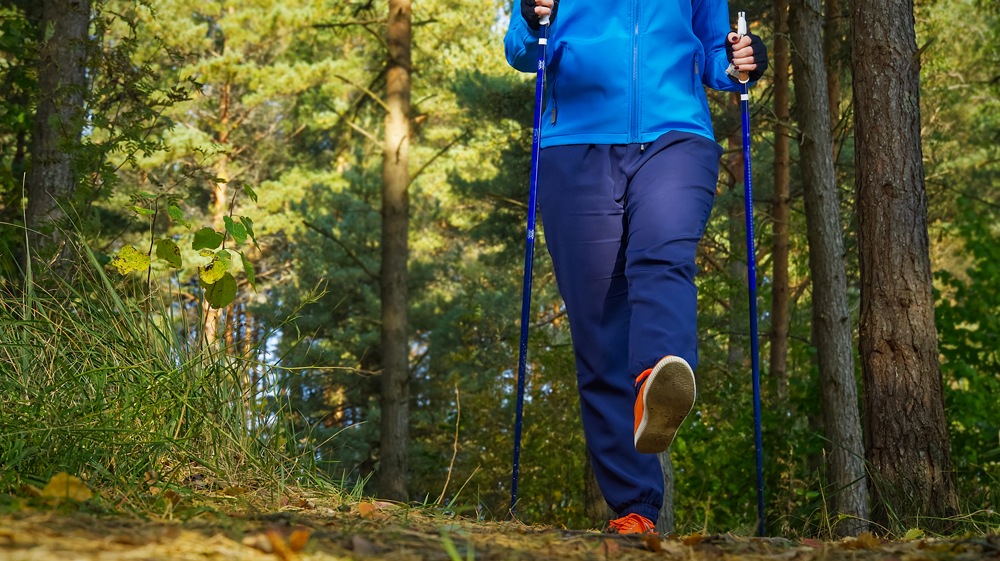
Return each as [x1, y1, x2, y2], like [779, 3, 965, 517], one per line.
[111, 184, 260, 310]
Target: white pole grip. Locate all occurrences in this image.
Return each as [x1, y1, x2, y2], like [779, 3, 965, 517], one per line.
[737, 11, 749, 84]
[540, 13, 550, 26]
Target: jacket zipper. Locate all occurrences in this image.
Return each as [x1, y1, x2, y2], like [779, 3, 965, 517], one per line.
[630, 0, 639, 143]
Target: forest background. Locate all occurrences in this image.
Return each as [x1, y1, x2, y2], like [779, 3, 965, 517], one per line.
[0, 0, 998, 540]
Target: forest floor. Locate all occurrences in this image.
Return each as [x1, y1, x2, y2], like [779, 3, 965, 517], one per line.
[0, 481, 997, 561]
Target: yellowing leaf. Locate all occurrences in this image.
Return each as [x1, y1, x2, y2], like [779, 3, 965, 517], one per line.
[288, 526, 310, 552]
[110, 245, 151, 275]
[199, 251, 231, 285]
[842, 532, 881, 550]
[682, 532, 703, 546]
[40, 472, 93, 502]
[904, 528, 925, 541]
[220, 486, 247, 496]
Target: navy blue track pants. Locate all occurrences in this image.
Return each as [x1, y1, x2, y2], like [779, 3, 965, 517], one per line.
[537, 131, 723, 523]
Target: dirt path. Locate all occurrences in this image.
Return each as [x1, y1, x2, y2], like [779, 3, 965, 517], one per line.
[1, 499, 997, 560]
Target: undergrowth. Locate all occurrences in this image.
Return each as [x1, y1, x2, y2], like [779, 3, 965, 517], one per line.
[0, 235, 335, 511]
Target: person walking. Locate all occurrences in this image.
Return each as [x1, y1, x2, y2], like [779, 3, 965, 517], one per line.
[504, 0, 767, 533]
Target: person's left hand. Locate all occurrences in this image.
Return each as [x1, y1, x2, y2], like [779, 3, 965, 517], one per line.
[726, 32, 768, 82]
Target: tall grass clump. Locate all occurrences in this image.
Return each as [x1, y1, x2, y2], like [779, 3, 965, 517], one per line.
[0, 236, 324, 505]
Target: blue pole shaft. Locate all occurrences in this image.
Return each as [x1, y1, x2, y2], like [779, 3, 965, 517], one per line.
[741, 82, 765, 537]
[511, 23, 548, 519]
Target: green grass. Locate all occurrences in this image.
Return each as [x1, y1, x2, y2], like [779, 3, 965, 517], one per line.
[0, 235, 331, 510]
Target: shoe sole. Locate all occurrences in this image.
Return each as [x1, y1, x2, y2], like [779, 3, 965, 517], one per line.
[634, 356, 696, 454]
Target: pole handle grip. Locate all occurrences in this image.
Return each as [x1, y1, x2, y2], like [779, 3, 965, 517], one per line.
[540, 13, 550, 26]
[737, 11, 749, 83]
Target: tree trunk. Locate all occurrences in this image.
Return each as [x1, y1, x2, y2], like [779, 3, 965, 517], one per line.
[769, 0, 791, 401]
[24, 0, 89, 250]
[726, 97, 746, 373]
[377, 0, 411, 501]
[789, 0, 869, 536]
[851, 0, 958, 531]
[655, 450, 674, 535]
[583, 454, 613, 527]
[824, 0, 842, 134]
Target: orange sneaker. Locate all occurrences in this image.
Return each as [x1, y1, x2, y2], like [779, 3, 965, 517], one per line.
[633, 355, 696, 454]
[608, 513, 656, 534]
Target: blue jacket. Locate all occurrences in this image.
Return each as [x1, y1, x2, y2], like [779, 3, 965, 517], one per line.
[504, 0, 747, 148]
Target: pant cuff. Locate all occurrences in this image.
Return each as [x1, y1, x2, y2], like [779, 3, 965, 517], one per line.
[619, 503, 659, 524]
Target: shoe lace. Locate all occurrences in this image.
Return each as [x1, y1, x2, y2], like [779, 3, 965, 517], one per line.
[609, 513, 654, 534]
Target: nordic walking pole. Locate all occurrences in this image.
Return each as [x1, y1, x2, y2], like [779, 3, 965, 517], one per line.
[510, 12, 550, 520]
[736, 10, 766, 538]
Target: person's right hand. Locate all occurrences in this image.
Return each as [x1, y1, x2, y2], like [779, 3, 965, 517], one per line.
[521, 0, 558, 30]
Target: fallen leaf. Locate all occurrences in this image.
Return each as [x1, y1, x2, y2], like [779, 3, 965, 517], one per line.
[280, 496, 290, 507]
[372, 500, 396, 508]
[683, 532, 704, 546]
[601, 538, 619, 555]
[903, 528, 925, 541]
[19, 484, 41, 497]
[842, 532, 881, 550]
[266, 529, 296, 561]
[801, 538, 823, 548]
[40, 472, 93, 502]
[642, 534, 663, 552]
[220, 486, 247, 496]
[357, 501, 388, 520]
[288, 526, 310, 552]
[297, 498, 315, 510]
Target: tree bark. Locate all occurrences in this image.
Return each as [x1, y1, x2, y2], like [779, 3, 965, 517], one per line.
[851, 0, 958, 530]
[824, 0, 842, 133]
[769, 0, 791, 401]
[24, 0, 89, 249]
[377, 0, 411, 501]
[655, 450, 675, 535]
[789, 0, 869, 536]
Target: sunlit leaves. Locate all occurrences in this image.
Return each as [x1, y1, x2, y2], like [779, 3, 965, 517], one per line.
[223, 215, 248, 246]
[192, 228, 224, 251]
[243, 183, 258, 204]
[240, 216, 260, 250]
[205, 272, 237, 308]
[126, 205, 156, 216]
[110, 245, 150, 275]
[199, 250, 231, 284]
[240, 251, 256, 291]
[155, 239, 182, 268]
[168, 205, 191, 228]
